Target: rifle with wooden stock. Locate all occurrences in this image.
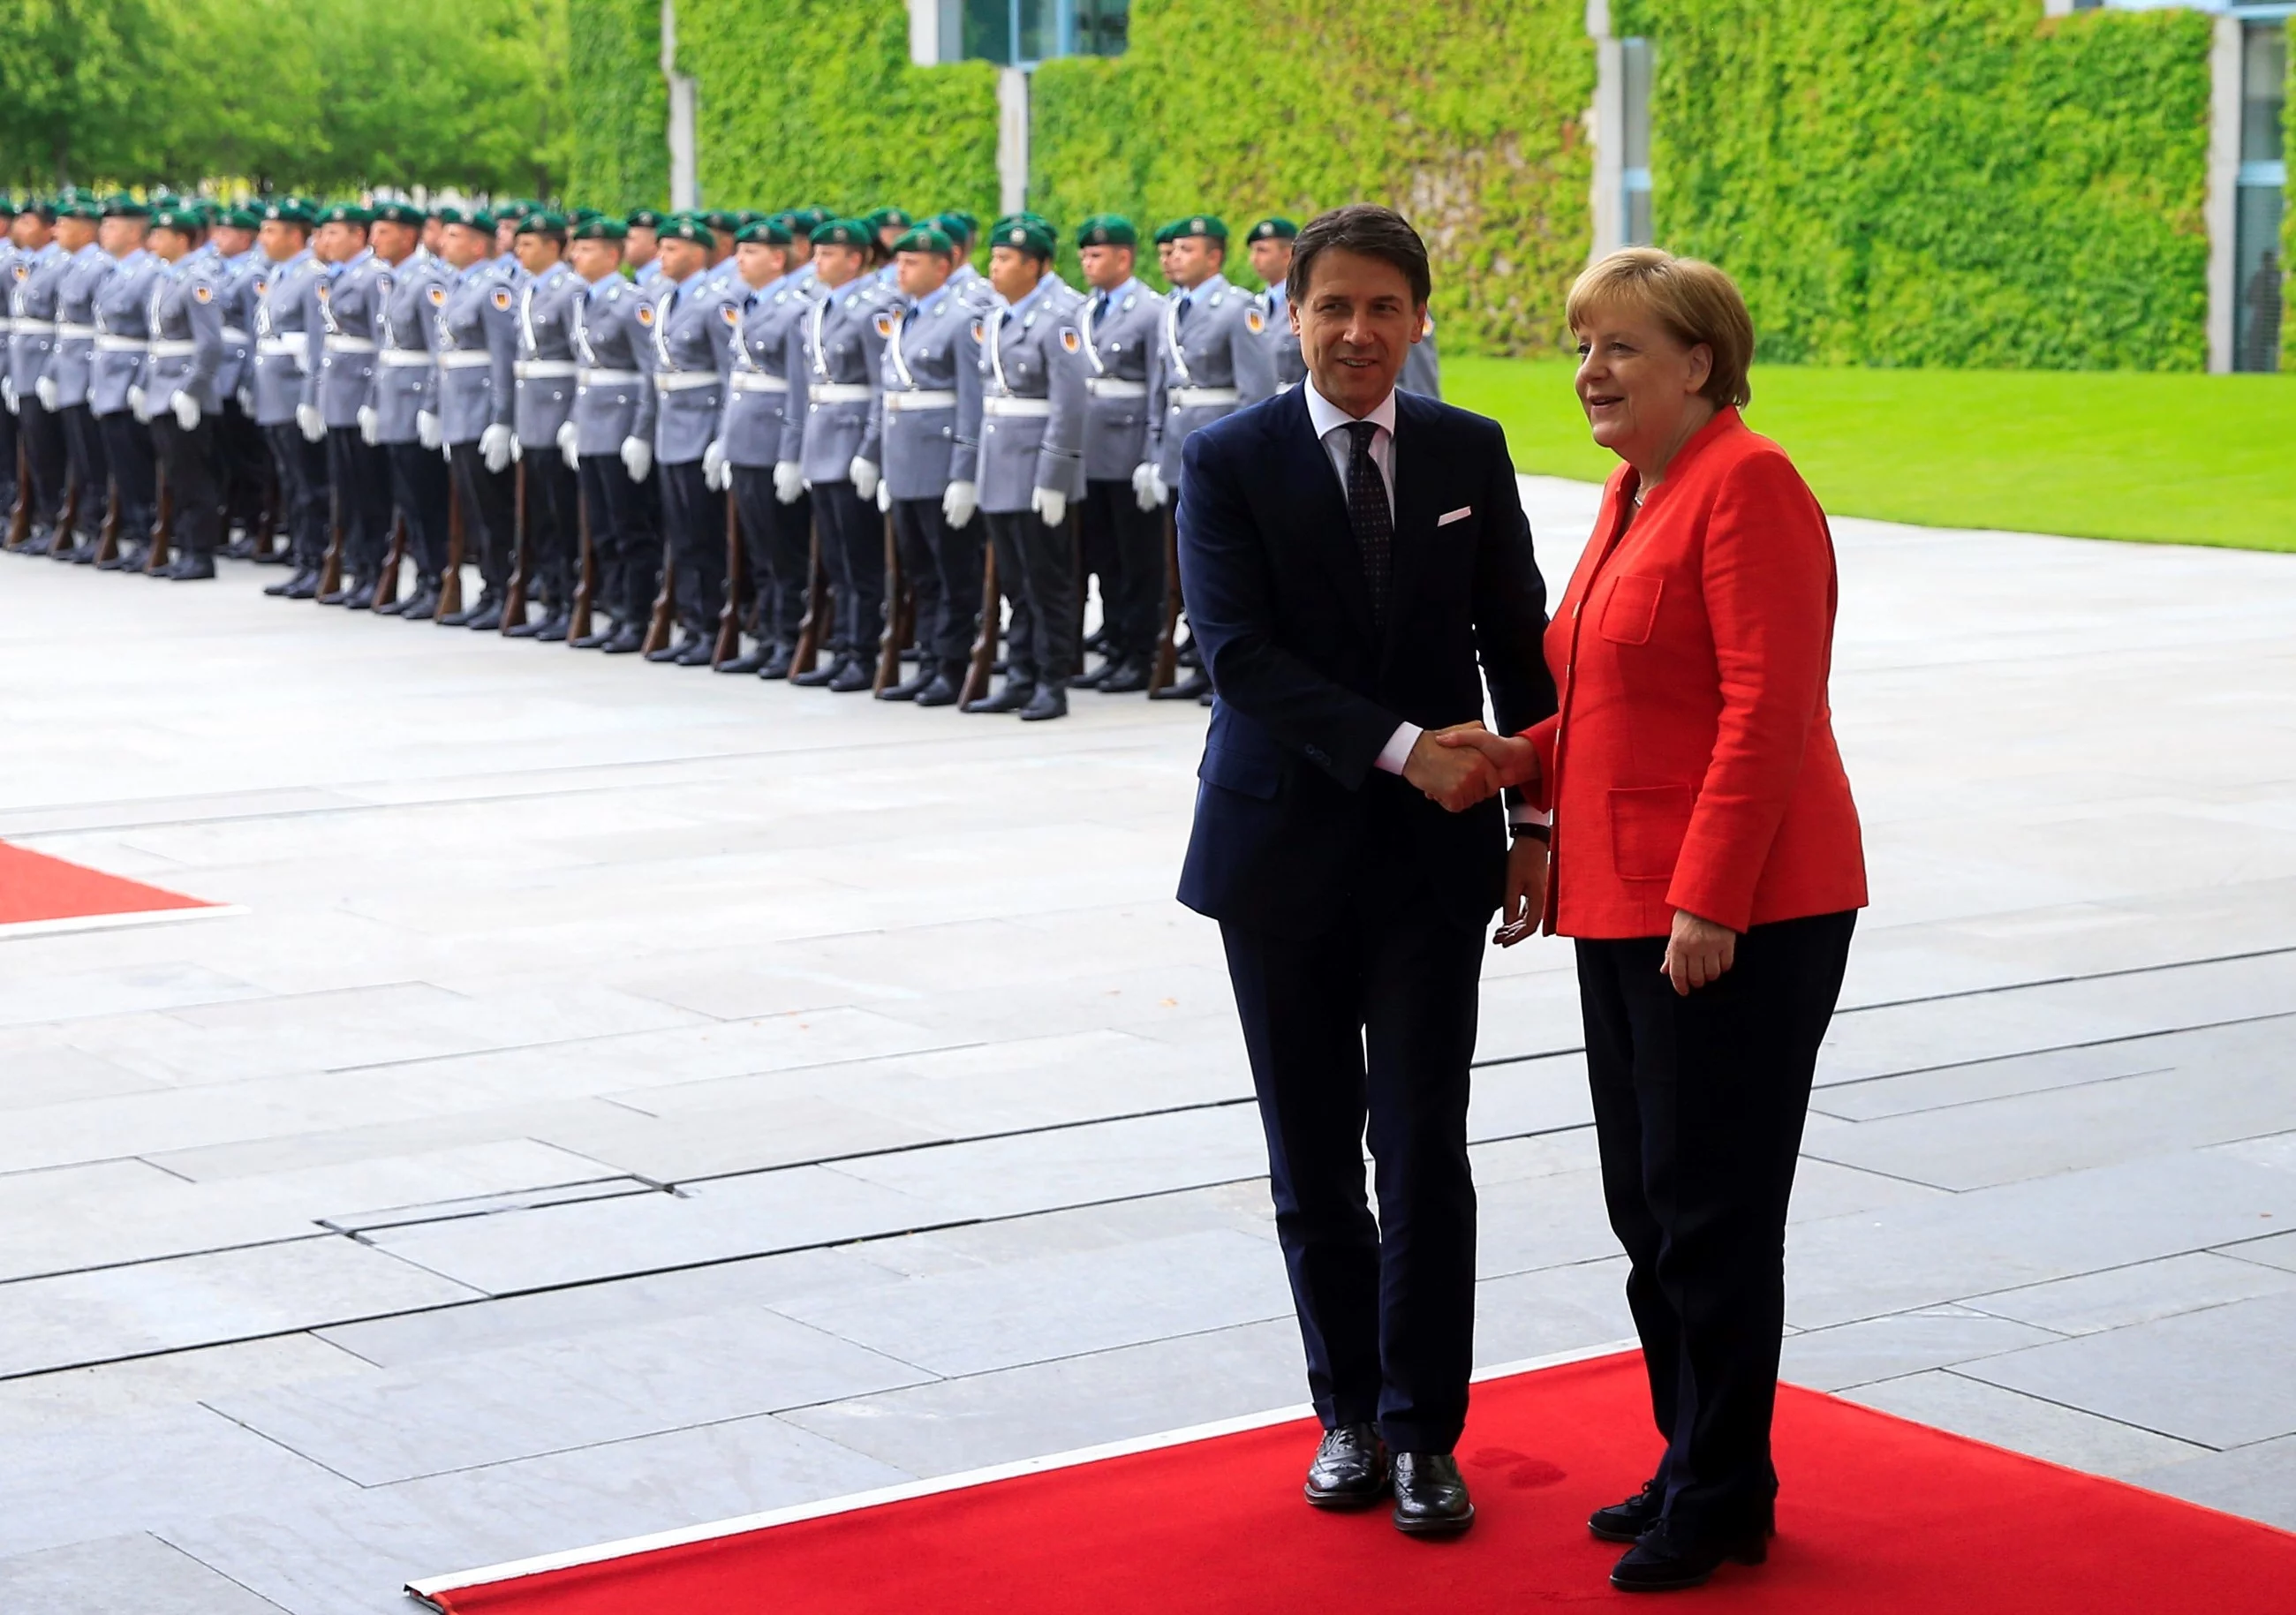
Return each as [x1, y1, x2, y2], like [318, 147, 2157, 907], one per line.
[713, 487, 745, 667]
[501, 457, 529, 630]
[1148, 504, 1182, 693]
[961, 538, 999, 708]
[93, 483, 119, 567]
[4, 433, 28, 550]
[874, 504, 910, 694]
[371, 512, 407, 609]
[570, 482, 597, 644]
[640, 531, 676, 656]
[436, 476, 465, 621]
[789, 517, 830, 676]
[140, 466, 170, 573]
[319, 475, 345, 597]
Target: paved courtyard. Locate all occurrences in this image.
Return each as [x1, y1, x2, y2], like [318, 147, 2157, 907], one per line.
[2, 477, 2293, 1611]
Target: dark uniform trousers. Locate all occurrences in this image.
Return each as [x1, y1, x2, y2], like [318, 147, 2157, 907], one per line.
[656, 457, 721, 637]
[18, 398, 68, 529]
[1083, 478, 1162, 664]
[97, 411, 157, 549]
[59, 404, 107, 537]
[325, 426, 391, 577]
[150, 415, 220, 558]
[386, 441, 451, 578]
[729, 466, 812, 652]
[578, 454, 659, 628]
[809, 478, 881, 661]
[892, 496, 983, 670]
[217, 399, 268, 538]
[267, 425, 329, 570]
[449, 444, 514, 595]
[0, 395, 18, 517]
[1577, 908, 1857, 1541]
[981, 507, 1079, 691]
[522, 453, 579, 609]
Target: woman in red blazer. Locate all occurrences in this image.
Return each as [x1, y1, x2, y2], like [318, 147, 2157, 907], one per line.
[1445, 249, 1865, 1594]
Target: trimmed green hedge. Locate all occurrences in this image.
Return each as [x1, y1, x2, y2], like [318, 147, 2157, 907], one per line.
[567, 0, 667, 211]
[1030, 0, 1596, 357]
[1613, 0, 2214, 370]
[672, 0, 999, 222]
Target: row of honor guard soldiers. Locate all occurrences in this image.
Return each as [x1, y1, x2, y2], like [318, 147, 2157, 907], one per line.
[5, 192, 1439, 721]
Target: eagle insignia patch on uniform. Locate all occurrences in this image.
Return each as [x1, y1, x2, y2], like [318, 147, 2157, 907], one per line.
[721, 305, 740, 326]
[491, 289, 512, 312]
[873, 312, 895, 338]
[636, 304, 653, 326]
[193, 285, 213, 304]
[316, 283, 329, 301]
[1058, 327, 1081, 354]
[970, 317, 985, 344]
[427, 286, 446, 306]
[254, 279, 268, 297]
[1244, 306, 1265, 335]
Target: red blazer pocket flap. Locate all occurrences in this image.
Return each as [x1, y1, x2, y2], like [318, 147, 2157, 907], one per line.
[1597, 572, 1664, 645]
[1607, 784, 1694, 882]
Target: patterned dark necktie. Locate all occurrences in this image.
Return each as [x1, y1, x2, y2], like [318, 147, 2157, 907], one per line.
[1343, 419, 1392, 627]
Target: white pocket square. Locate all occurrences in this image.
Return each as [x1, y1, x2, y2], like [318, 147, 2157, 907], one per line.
[1437, 506, 1473, 527]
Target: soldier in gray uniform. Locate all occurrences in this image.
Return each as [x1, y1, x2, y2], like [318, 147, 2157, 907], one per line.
[639, 211, 738, 666]
[88, 199, 161, 572]
[783, 217, 888, 691]
[564, 214, 657, 652]
[951, 215, 1088, 721]
[1140, 214, 1278, 702]
[136, 207, 225, 580]
[855, 223, 984, 705]
[625, 208, 663, 285]
[430, 206, 519, 629]
[47, 196, 112, 561]
[707, 216, 813, 677]
[208, 207, 270, 558]
[0, 197, 19, 527]
[303, 202, 393, 608]
[508, 209, 585, 639]
[1244, 216, 1307, 389]
[1401, 310, 1442, 398]
[1069, 214, 1163, 693]
[362, 200, 453, 620]
[249, 200, 331, 600]
[7, 198, 70, 555]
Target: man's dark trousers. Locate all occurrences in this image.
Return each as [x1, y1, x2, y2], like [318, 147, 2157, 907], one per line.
[152, 415, 220, 558]
[523, 454, 580, 611]
[59, 403, 107, 540]
[982, 507, 1078, 690]
[449, 444, 513, 598]
[811, 478, 880, 663]
[387, 441, 452, 578]
[266, 425, 329, 570]
[325, 426, 390, 577]
[892, 496, 982, 670]
[730, 465, 812, 652]
[657, 458, 721, 638]
[18, 397, 67, 533]
[98, 410, 157, 547]
[1082, 478, 1159, 663]
[578, 453, 658, 628]
[217, 398, 267, 539]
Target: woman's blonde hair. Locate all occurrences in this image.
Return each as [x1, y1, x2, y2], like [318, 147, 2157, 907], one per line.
[1566, 247, 1754, 411]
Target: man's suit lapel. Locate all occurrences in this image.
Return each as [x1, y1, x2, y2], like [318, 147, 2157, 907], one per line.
[1280, 387, 1378, 645]
[1381, 392, 1442, 668]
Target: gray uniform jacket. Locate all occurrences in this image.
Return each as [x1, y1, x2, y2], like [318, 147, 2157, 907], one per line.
[433, 263, 517, 446]
[1401, 313, 1441, 399]
[250, 251, 321, 428]
[716, 272, 814, 470]
[52, 243, 115, 408]
[1076, 276, 1159, 481]
[513, 261, 584, 448]
[571, 270, 654, 457]
[307, 249, 387, 428]
[8, 244, 67, 396]
[1258, 282, 1308, 389]
[860, 283, 982, 501]
[370, 251, 449, 445]
[644, 268, 737, 466]
[953, 276, 1088, 516]
[215, 248, 260, 402]
[786, 278, 887, 484]
[140, 259, 225, 416]
[1143, 272, 1277, 486]
[90, 249, 161, 418]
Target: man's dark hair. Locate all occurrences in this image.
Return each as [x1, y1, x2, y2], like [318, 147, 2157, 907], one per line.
[1286, 204, 1431, 309]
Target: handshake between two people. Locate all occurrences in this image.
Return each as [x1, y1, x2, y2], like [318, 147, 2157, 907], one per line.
[1401, 721, 1539, 812]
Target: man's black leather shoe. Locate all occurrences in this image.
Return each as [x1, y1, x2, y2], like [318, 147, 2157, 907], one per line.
[536, 610, 574, 644]
[1590, 1478, 1664, 1543]
[267, 568, 314, 598]
[464, 599, 505, 631]
[60, 537, 97, 564]
[878, 666, 934, 700]
[1391, 1453, 1474, 1536]
[675, 632, 716, 666]
[963, 680, 1035, 714]
[756, 645, 794, 680]
[344, 579, 378, 611]
[506, 610, 546, 638]
[374, 587, 410, 616]
[1099, 657, 1150, 693]
[915, 668, 962, 706]
[789, 657, 843, 687]
[601, 624, 646, 653]
[1020, 684, 1068, 721]
[715, 644, 770, 673]
[572, 621, 617, 649]
[1152, 670, 1211, 702]
[162, 553, 217, 581]
[827, 657, 873, 691]
[1065, 662, 1109, 690]
[1609, 1518, 1766, 1593]
[97, 546, 141, 572]
[1303, 1424, 1387, 1510]
[283, 570, 321, 600]
[399, 582, 443, 622]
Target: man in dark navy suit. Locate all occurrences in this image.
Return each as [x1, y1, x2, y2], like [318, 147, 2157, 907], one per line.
[1176, 204, 1556, 1536]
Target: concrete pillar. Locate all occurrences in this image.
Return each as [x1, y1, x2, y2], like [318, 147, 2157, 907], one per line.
[906, 0, 940, 65]
[662, 0, 699, 212]
[2206, 13, 2241, 374]
[997, 67, 1031, 218]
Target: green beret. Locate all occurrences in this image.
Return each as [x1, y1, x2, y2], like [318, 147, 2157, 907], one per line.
[195, 200, 223, 223]
[626, 208, 665, 229]
[102, 193, 150, 220]
[1246, 216, 1299, 243]
[933, 210, 977, 245]
[659, 211, 710, 245]
[318, 202, 372, 227]
[571, 207, 603, 225]
[570, 215, 628, 241]
[1173, 214, 1228, 242]
[372, 200, 424, 227]
[796, 206, 833, 231]
[735, 217, 793, 246]
[1076, 214, 1136, 249]
[222, 208, 260, 231]
[0, 196, 17, 218]
[23, 197, 57, 223]
[862, 206, 911, 233]
[702, 208, 741, 233]
[495, 200, 531, 223]
[516, 208, 569, 237]
[149, 206, 202, 232]
[892, 224, 953, 256]
[58, 197, 102, 222]
[431, 205, 483, 230]
[990, 217, 1056, 259]
[810, 217, 872, 250]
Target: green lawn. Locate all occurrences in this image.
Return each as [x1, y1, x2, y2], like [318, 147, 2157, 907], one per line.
[1445, 358, 2296, 554]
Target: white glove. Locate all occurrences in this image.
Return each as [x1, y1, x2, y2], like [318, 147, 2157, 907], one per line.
[128, 385, 147, 419]
[173, 390, 201, 431]
[238, 386, 253, 415]
[876, 479, 892, 514]
[34, 375, 57, 412]
[417, 410, 442, 450]
[356, 404, 379, 446]
[941, 479, 978, 530]
[1130, 460, 1162, 510]
[1151, 465, 1170, 507]
[298, 403, 325, 442]
[556, 419, 578, 470]
[1031, 486, 1068, 529]
[773, 460, 804, 505]
[480, 422, 514, 474]
[2, 378, 16, 414]
[849, 456, 880, 502]
[701, 438, 726, 491]
[620, 434, 653, 483]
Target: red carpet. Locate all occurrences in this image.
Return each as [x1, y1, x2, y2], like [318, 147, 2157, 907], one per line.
[413, 1351, 2296, 1613]
[0, 840, 228, 935]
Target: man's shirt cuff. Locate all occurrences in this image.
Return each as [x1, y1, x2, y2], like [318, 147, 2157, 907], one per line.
[1372, 721, 1422, 775]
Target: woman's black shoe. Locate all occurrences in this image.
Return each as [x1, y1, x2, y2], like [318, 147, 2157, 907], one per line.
[1590, 1477, 1663, 1543]
[1609, 1519, 1766, 1593]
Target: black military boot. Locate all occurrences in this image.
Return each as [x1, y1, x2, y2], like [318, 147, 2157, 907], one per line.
[914, 660, 963, 706]
[756, 643, 795, 679]
[398, 577, 443, 621]
[674, 631, 716, 666]
[464, 596, 505, 630]
[826, 657, 873, 691]
[963, 679, 1035, 714]
[877, 661, 936, 701]
[1098, 656, 1150, 693]
[601, 623, 646, 653]
[789, 655, 843, 687]
[1019, 683, 1069, 721]
[534, 607, 573, 643]
[715, 642, 772, 674]
[344, 577, 378, 611]
[162, 551, 217, 581]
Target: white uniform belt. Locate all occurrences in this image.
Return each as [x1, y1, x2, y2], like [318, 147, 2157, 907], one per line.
[806, 382, 872, 404]
[578, 367, 646, 387]
[436, 350, 493, 370]
[729, 372, 790, 395]
[1169, 386, 1241, 410]
[324, 335, 376, 354]
[0, 318, 13, 334]
[655, 371, 720, 394]
[222, 326, 251, 344]
[56, 321, 97, 341]
[378, 350, 433, 368]
[257, 336, 306, 358]
[147, 340, 198, 359]
[94, 335, 148, 353]
[12, 320, 54, 336]
[883, 389, 956, 411]
[1086, 377, 1147, 399]
[982, 396, 1052, 418]
[516, 359, 578, 380]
